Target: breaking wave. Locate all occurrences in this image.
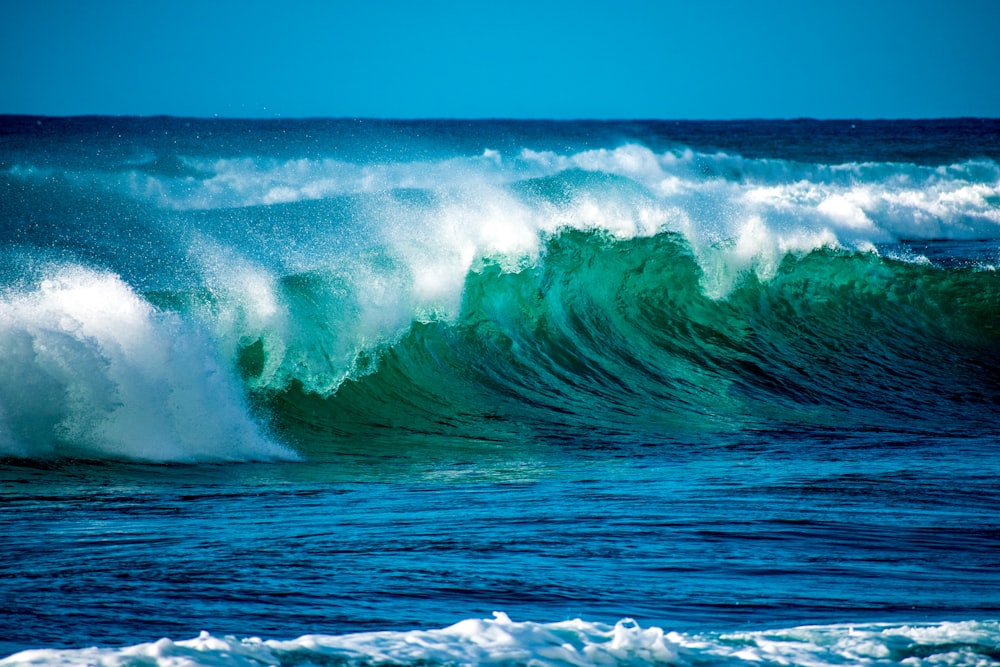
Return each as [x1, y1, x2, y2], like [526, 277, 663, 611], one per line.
[2, 119, 999, 461]
[0, 267, 296, 462]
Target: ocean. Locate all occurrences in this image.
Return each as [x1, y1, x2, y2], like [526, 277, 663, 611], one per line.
[1, 116, 999, 666]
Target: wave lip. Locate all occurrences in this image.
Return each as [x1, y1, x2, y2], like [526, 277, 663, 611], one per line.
[0, 267, 297, 463]
[3, 615, 998, 666]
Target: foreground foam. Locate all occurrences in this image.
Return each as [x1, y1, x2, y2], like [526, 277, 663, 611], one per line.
[4, 615, 998, 667]
[0, 266, 297, 462]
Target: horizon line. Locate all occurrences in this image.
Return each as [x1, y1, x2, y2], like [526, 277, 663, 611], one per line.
[3, 113, 999, 123]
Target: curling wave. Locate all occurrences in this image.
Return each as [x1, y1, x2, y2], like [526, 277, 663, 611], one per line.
[261, 231, 1000, 451]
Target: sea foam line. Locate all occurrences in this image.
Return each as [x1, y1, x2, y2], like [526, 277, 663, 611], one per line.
[4, 615, 998, 667]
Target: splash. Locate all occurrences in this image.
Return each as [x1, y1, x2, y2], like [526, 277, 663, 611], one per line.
[0, 267, 297, 462]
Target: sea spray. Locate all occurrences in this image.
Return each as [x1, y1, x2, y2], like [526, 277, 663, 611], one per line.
[0, 266, 296, 461]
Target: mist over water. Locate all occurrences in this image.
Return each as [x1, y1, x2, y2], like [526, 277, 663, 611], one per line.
[1, 117, 999, 665]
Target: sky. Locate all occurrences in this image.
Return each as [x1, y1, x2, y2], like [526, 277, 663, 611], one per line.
[1, 0, 998, 120]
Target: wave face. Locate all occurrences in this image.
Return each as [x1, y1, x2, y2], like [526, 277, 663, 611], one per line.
[1, 117, 999, 460]
[271, 232, 1000, 452]
[4, 616, 999, 667]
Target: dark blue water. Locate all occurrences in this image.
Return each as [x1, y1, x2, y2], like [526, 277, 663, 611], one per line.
[1, 117, 999, 664]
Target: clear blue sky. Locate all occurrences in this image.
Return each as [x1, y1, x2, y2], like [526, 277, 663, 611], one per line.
[2, 0, 998, 119]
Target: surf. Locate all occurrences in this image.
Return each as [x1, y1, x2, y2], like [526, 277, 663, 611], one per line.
[2, 117, 999, 462]
[4, 615, 998, 667]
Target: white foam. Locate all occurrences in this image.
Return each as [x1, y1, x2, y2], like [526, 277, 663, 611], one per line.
[12, 139, 999, 250]
[0, 267, 297, 462]
[39, 144, 996, 302]
[4, 615, 997, 667]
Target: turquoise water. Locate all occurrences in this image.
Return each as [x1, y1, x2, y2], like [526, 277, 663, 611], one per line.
[1, 117, 999, 665]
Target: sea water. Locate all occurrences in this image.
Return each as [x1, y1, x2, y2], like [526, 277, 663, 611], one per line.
[1, 117, 998, 666]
